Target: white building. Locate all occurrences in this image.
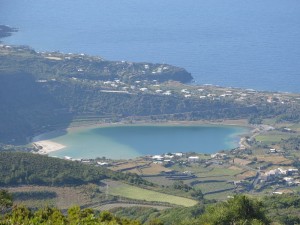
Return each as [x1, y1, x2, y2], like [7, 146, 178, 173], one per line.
[174, 152, 183, 157]
[152, 155, 164, 161]
[188, 156, 199, 162]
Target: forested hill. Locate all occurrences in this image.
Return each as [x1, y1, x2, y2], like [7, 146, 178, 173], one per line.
[0, 152, 149, 186]
[1, 45, 300, 144]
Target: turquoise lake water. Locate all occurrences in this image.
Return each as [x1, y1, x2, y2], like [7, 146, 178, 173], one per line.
[43, 125, 248, 159]
[1, 0, 300, 92]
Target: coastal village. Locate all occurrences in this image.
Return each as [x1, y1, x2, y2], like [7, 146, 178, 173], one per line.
[2, 45, 300, 200]
[1, 44, 300, 109]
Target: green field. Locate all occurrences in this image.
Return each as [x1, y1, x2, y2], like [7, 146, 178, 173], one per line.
[194, 181, 235, 194]
[171, 164, 241, 177]
[205, 190, 235, 201]
[204, 167, 242, 176]
[255, 134, 289, 144]
[290, 123, 300, 131]
[108, 183, 197, 207]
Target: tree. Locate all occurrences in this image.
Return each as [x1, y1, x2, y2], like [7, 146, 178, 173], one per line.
[172, 181, 192, 192]
[0, 189, 13, 213]
[190, 189, 203, 200]
[147, 218, 164, 225]
[248, 116, 263, 125]
[199, 195, 270, 225]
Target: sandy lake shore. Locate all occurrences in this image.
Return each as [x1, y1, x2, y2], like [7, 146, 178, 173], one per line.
[32, 140, 66, 155]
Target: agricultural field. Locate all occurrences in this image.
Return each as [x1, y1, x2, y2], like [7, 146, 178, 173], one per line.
[106, 181, 198, 207]
[255, 155, 293, 165]
[193, 181, 235, 194]
[127, 163, 171, 175]
[169, 163, 241, 178]
[198, 167, 244, 178]
[250, 147, 268, 155]
[204, 190, 236, 201]
[143, 176, 177, 186]
[94, 203, 170, 211]
[108, 161, 150, 171]
[6, 185, 96, 209]
[236, 170, 257, 180]
[255, 133, 291, 144]
[233, 158, 252, 166]
[290, 123, 300, 132]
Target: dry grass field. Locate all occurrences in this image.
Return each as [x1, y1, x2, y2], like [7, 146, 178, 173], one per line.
[256, 155, 292, 165]
[7, 185, 93, 209]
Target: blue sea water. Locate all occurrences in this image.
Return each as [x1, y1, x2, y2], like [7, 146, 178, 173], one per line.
[0, 0, 300, 92]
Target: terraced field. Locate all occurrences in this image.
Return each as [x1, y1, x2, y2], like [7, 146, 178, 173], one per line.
[107, 182, 197, 207]
[94, 203, 170, 211]
[255, 133, 290, 144]
[193, 181, 235, 194]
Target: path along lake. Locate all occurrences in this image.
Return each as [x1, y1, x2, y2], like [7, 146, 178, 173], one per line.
[38, 125, 248, 159]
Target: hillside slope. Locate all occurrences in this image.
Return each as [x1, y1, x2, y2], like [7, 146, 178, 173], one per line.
[0, 152, 149, 186]
[1, 45, 299, 144]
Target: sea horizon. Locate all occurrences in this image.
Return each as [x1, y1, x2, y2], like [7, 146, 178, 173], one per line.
[1, 0, 299, 93]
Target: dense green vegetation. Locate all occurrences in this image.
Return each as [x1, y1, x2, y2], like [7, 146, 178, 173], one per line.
[264, 194, 300, 225]
[198, 195, 269, 225]
[0, 152, 150, 187]
[1, 187, 300, 224]
[12, 191, 57, 201]
[0, 190, 12, 213]
[114, 195, 300, 225]
[0, 205, 141, 225]
[0, 72, 72, 144]
[0, 192, 271, 225]
[112, 204, 205, 225]
[280, 136, 300, 151]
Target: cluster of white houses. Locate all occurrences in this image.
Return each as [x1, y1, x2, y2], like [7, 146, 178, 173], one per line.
[260, 167, 300, 185]
[151, 152, 203, 164]
[150, 152, 230, 164]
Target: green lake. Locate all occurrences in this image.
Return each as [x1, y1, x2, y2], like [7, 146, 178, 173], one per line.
[43, 125, 248, 159]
